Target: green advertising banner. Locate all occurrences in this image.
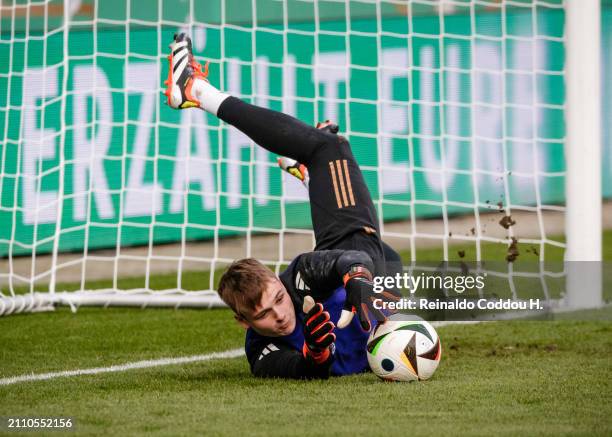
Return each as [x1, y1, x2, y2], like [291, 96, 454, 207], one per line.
[0, 3, 610, 257]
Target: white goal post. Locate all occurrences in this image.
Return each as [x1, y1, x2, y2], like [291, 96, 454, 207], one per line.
[564, 0, 602, 309]
[0, 0, 604, 316]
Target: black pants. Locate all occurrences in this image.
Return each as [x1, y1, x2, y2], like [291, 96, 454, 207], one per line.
[217, 97, 394, 276]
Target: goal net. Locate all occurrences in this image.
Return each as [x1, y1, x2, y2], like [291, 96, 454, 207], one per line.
[0, 0, 605, 316]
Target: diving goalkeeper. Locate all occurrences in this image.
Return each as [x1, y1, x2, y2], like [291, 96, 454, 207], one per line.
[164, 33, 401, 379]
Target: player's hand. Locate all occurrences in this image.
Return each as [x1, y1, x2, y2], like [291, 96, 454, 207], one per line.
[302, 296, 336, 364]
[338, 267, 400, 331]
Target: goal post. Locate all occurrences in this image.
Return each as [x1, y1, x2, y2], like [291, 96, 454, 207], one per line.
[0, 0, 606, 316]
[565, 0, 602, 309]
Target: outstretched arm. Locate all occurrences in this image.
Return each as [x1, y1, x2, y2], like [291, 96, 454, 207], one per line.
[249, 341, 332, 379]
[292, 250, 398, 330]
[291, 249, 374, 299]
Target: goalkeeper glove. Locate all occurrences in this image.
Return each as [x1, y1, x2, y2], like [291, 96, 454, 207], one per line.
[302, 296, 336, 365]
[316, 120, 339, 134]
[337, 266, 400, 331]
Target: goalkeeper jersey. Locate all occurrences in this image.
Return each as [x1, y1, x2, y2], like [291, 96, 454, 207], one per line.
[245, 285, 371, 377]
[244, 254, 371, 378]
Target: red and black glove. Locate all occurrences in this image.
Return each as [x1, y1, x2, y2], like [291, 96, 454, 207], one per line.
[302, 296, 336, 365]
[338, 266, 400, 331]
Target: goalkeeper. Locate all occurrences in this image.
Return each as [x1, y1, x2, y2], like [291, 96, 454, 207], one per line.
[165, 33, 401, 378]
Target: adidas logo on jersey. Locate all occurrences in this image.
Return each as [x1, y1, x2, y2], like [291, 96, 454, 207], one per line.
[295, 272, 310, 291]
[258, 343, 280, 361]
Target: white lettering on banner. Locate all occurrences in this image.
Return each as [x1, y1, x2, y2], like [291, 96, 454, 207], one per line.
[123, 62, 161, 217]
[380, 48, 410, 195]
[282, 55, 297, 118]
[17, 41, 560, 229]
[22, 67, 58, 225]
[254, 57, 270, 206]
[418, 47, 439, 187]
[474, 43, 504, 191]
[226, 60, 253, 208]
[510, 40, 544, 191]
[281, 54, 308, 202]
[170, 109, 216, 212]
[72, 65, 114, 221]
[419, 46, 462, 193]
[441, 45, 461, 187]
[226, 59, 270, 208]
[608, 31, 612, 177]
[314, 52, 347, 123]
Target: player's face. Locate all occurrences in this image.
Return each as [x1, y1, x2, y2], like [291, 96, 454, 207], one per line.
[236, 277, 296, 337]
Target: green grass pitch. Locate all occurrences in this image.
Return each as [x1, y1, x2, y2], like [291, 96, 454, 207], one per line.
[1, 232, 611, 435]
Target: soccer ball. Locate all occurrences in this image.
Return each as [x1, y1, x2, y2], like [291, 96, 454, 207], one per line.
[367, 314, 441, 382]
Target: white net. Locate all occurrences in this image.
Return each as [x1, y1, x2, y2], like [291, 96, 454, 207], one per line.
[0, 0, 591, 315]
